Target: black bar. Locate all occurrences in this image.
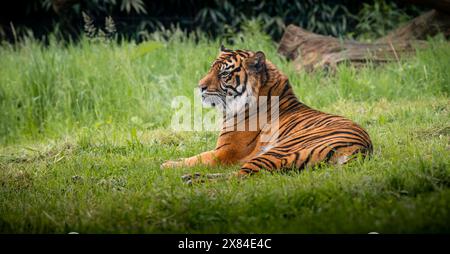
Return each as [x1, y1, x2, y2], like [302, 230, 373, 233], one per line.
[0, 234, 448, 253]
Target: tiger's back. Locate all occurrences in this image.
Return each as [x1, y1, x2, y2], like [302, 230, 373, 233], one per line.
[240, 105, 373, 174]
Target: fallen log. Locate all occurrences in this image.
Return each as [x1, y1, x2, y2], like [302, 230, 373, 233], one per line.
[376, 9, 450, 42]
[278, 6, 450, 72]
[277, 24, 426, 72]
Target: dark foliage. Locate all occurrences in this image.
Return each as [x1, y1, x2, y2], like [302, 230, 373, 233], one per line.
[0, 0, 423, 43]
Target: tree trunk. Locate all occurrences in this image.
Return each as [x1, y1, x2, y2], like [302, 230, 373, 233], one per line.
[277, 24, 426, 72]
[376, 10, 450, 42]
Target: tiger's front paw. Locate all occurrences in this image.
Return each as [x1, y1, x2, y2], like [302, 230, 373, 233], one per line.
[160, 159, 184, 169]
[181, 173, 202, 185]
[181, 172, 233, 185]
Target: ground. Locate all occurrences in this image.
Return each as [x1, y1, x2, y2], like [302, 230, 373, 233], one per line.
[0, 29, 449, 233]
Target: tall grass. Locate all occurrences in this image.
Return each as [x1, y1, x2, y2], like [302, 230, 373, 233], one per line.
[1, 27, 448, 144]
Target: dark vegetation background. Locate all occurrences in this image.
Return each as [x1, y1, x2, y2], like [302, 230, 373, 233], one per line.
[0, 0, 424, 43]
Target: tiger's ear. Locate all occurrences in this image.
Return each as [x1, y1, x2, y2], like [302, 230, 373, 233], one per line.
[220, 44, 231, 52]
[246, 51, 266, 73]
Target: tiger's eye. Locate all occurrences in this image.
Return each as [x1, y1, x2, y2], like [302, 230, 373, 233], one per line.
[220, 71, 230, 78]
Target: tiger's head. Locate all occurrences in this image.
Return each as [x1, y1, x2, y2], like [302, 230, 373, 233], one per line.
[198, 45, 268, 114]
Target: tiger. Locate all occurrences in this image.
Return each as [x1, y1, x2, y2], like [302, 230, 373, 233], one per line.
[161, 45, 373, 183]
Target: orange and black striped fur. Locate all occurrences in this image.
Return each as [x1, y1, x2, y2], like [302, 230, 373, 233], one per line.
[161, 46, 372, 180]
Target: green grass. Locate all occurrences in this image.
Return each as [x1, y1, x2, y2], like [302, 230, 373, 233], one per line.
[0, 28, 449, 233]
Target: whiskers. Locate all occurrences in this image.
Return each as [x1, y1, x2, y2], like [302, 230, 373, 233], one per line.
[202, 93, 226, 111]
[202, 87, 257, 117]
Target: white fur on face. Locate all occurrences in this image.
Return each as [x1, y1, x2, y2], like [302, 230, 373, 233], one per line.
[224, 85, 255, 115]
[202, 93, 225, 111]
[201, 81, 256, 116]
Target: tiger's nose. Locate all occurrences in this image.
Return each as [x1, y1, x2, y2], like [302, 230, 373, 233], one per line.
[199, 84, 207, 93]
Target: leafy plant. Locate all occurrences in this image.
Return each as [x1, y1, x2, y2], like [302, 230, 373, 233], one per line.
[82, 11, 117, 42]
[193, 0, 357, 40]
[355, 0, 419, 41]
[120, 0, 147, 14]
[1, 0, 426, 43]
